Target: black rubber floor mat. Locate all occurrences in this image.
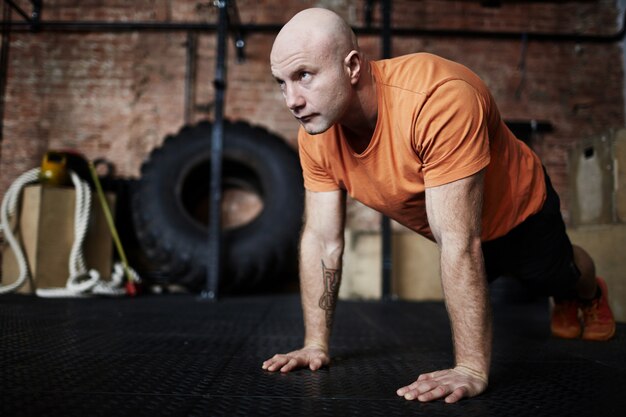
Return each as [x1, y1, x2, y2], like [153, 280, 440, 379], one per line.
[1, 293, 624, 416]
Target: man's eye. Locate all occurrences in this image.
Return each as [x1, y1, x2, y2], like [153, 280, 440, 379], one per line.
[300, 72, 311, 81]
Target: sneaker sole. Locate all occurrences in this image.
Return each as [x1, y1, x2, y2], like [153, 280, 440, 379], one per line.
[551, 327, 582, 339]
[582, 325, 616, 341]
[581, 277, 616, 341]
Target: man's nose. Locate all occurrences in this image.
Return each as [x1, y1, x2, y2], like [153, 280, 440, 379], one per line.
[284, 85, 305, 112]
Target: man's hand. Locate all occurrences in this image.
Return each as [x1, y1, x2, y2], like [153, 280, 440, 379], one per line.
[262, 346, 330, 373]
[396, 365, 488, 403]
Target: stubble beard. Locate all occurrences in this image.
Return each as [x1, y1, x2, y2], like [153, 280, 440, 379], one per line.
[301, 118, 333, 136]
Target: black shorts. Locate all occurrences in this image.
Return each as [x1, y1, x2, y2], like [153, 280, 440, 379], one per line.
[481, 170, 580, 299]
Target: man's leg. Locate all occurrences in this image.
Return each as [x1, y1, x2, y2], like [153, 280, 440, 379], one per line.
[572, 245, 596, 299]
[571, 245, 615, 341]
[551, 245, 594, 339]
[482, 168, 615, 340]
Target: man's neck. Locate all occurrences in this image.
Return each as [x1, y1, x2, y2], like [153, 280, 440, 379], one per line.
[340, 63, 378, 154]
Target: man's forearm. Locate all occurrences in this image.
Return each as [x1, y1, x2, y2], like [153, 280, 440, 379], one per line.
[440, 241, 492, 379]
[299, 229, 343, 350]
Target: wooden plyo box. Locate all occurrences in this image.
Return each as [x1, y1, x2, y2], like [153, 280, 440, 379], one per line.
[1, 184, 114, 293]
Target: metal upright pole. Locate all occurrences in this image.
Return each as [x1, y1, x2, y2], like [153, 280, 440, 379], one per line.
[380, 0, 393, 300]
[201, 0, 228, 300]
[0, 2, 10, 145]
[184, 31, 197, 125]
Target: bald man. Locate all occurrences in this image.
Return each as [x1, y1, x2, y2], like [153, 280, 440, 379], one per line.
[263, 8, 615, 403]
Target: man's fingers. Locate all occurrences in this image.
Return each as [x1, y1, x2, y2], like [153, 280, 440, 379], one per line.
[398, 381, 419, 395]
[398, 367, 487, 403]
[309, 357, 322, 371]
[262, 348, 329, 373]
[400, 382, 455, 402]
[417, 384, 450, 402]
[280, 357, 300, 373]
[261, 358, 274, 370]
[396, 379, 426, 396]
[262, 354, 280, 370]
[263, 359, 278, 372]
[397, 375, 436, 396]
[396, 384, 411, 396]
[262, 354, 290, 372]
[444, 386, 469, 404]
[398, 380, 440, 401]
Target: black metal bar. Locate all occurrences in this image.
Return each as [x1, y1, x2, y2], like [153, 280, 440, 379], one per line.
[200, 0, 228, 301]
[0, 1, 10, 144]
[234, 35, 245, 63]
[226, 0, 245, 63]
[184, 31, 197, 124]
[2, 0, 30, 23]
[30, 0, 41, 30]
[365, 0, 375, 28]
[0, 20, 625, 43]
[0, 21, 222, 31]
[356, 25, 626, 44]
[380, 0, 392, 300]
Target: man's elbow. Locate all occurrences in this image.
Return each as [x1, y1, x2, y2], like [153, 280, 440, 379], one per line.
[300, 227, 345, 260]
[439, 233, 482, 257]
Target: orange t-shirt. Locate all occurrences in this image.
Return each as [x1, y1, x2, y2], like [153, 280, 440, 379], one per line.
[298, 53, 546, 242]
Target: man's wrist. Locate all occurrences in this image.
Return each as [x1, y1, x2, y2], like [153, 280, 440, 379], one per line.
[304, 339, 329, 352]
[454, 364, 489, 383]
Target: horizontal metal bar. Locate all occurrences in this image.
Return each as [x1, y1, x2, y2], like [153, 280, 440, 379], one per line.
[0, 20, 220, 31]
[0, 20, 623, 43]
[357, 26, 626, 43]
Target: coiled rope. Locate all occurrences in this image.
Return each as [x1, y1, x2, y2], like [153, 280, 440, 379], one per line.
[0, 168, 39, 294]
[0, 168, 137, 297]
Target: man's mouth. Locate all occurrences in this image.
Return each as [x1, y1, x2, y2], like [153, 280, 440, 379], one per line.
[296, 114, 315, 123]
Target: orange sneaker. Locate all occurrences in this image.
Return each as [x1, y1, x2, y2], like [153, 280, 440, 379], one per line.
[551, 299, 581, 339]
[580, 277, 616, 341]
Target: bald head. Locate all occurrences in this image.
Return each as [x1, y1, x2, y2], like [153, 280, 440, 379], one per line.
[271, 8, 358, 64]
[270, 8, 374, 135]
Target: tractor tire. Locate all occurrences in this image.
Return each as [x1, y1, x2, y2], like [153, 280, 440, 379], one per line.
[132, 120, 303, 293]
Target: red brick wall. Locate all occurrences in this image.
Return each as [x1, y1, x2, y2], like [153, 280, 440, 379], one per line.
[1, 0, 624, 226]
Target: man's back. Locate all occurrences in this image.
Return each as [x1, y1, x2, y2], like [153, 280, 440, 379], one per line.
[298, 52, 546, 241]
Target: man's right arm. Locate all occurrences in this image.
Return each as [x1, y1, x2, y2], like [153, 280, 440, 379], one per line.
[262, 189, 346, 373]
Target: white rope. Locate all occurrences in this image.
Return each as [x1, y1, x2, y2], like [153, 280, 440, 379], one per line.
[69, 170, 91, 277]
[0, 168, 41, 294]
[36, 262, 139, 298]
[45, 170, 102, 296]
[1, 168, 137, 297]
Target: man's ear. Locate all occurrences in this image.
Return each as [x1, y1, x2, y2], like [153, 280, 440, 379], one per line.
[344, 50, 361, 85]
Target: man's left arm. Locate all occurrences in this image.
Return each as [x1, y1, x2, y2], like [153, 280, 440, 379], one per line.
[397, 169, 492, 403]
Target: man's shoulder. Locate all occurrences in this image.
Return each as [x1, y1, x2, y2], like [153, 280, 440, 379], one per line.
[375, 52, 442, 66]
[374, 52, 453, 75]
[373, 53, 483, 95]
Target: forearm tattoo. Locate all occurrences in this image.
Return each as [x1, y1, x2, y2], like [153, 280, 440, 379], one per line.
[318, 260, 341, 329]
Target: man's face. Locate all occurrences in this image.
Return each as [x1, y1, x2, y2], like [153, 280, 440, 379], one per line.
[270, 42, 352, 135]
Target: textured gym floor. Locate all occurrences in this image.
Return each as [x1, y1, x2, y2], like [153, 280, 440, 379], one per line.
[1, 282, 625, 417]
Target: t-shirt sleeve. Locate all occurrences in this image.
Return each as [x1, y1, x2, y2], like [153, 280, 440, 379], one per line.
[414, 79, 491, 188]
[297, 127, 341, 192]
